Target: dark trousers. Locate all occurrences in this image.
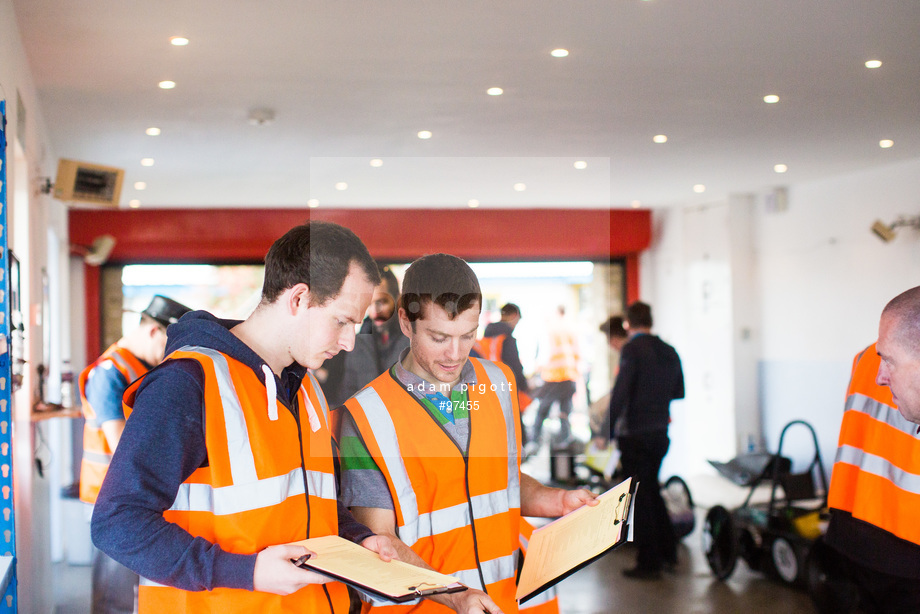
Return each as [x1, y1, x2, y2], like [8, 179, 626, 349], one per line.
[842, 556, 920, 614]
[92, 547, 138, 614]
[618, 431, 676, 571]
[532, 380, 576, 442]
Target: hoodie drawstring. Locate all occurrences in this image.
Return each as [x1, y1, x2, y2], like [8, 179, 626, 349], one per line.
[300, 385, 322, 433]
[262, 364, 279, 421]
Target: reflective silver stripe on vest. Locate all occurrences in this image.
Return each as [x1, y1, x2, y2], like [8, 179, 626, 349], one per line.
[409, 489, 514, 543]
[176, 346, 258, 485]
[139, 577, 166, 588]
[478, 359, 522, 506]
[351, 387, 421, 539]
[82, 450, 113, 464]
[108, 351, 141, 384]
[845, 392, 914, 437]
[835, 444, 920, 495]
[169, 467, 336, 515]
[453, 552, 518, 589]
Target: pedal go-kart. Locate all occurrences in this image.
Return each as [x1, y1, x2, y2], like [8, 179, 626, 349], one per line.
[555, 439, 695, 541]
[701, 420, 855, 610]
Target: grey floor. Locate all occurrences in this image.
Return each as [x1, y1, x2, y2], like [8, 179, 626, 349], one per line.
[51, 522, 816, 614]
[51, 442, 817, 614]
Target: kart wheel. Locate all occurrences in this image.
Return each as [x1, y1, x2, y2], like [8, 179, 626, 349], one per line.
[805, 538, 860, 614]
[702, 505, 737, 580]
[770, 536, 799, 584]
[662, 475, 695, 540]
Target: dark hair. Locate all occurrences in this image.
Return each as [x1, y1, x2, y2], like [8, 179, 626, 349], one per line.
[261, 221, 380, 305]
[600, 315, 627, 339]
[500, 303, 521, 318]
[399, 254, 482, 323]
[626, 301, 653, 329]
[378, 264, 400, 300]
[883, 286, 920, 354]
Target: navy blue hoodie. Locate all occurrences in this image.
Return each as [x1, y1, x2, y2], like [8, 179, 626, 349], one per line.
[91, 310, 373, 591]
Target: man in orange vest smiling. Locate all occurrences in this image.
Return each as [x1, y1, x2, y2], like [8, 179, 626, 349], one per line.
[80, 294, 191, 614]
[337, 254, 597, 613]
[826, 286, 920, 613]
[92, 221, 395, 613]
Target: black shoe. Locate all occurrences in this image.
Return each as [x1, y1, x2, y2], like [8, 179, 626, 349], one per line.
[622, 566, 662, 580]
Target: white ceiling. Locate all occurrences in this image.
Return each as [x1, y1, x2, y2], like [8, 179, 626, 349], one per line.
[12, 0, 920, 209]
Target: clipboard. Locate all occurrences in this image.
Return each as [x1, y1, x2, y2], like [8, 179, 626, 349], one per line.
[287, 535, 467, 603]
[516, 477, 635, 604]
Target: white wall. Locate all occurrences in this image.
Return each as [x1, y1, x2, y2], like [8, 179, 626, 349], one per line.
[756, 158, 920, 471]
[645, 157, 920, 481]
[2, 0, 65, 611]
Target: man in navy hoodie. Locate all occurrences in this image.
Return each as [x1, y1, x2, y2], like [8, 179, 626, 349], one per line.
[92, 221, 395, 612]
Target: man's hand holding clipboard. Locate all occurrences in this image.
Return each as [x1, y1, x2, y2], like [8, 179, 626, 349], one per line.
[517, 477, 635, 604]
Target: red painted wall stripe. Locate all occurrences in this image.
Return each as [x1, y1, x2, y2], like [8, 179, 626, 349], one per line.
[73, 208, 650, 360]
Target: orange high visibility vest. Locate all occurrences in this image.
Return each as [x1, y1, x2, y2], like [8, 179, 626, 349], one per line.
[475, 335, 505, 363]
[827, 343, 920, 545]
[517, 519, 559, 614]
[124, 346, 349, 613]
[79, 344, 149, 504]
[344, 358, 522, 613]
[541, 330, 579, 383]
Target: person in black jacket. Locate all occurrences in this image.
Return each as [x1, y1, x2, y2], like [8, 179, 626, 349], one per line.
[319, 265, 409, 407]
[609, 301, 685, 579]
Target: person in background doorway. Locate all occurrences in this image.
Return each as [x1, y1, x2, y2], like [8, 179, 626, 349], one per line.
[91, 221, 395, 613]
[825, 286, 920, 613]
[609, 301, 684, 580]
[590, 315, 628, 445]
[321, 264, 409, 408]
[79, 295, 192, 614]
[531, 306, 581, 449]
[475, 303, 533, 446]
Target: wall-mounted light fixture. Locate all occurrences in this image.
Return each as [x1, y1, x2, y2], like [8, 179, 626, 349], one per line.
[871, 216, 920, 243]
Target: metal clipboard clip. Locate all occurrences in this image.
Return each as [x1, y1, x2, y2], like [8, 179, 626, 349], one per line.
[409, 582, 447, 597]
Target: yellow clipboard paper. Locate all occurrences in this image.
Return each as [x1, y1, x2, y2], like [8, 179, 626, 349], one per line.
[516, 477, 635, 604]
[288, 535, 467, 603]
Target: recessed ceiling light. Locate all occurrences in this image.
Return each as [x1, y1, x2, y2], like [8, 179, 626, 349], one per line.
[513, 183, 526, 192]
[774, 164, 788, 173]
[653, 134, 668, 144]
[145, 127, 161, 136]
[573, 161, 588, 170]
[879, 139, 894, 148]
[550, 49, 569, 58]
[487, 87, 504, 96]
[693, 184, 706, 193]
[248, 107, 276, 126]
[865, 60, 882, 69]
[307, 199, 320, 208]
[158, 80, 176, 90]
[335, 182, 348, 191]
[630, 200, 642, 208]
[468, 199, 480, 208]
[140, 158, 155, 167]
[134, 181, 147, 190]
[417, 130, 432, 139]
[170, 36, 189, 47]
[763, 94, 780, 104]
[128, 199, 141, 208]
[369, 158, 383, 167]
